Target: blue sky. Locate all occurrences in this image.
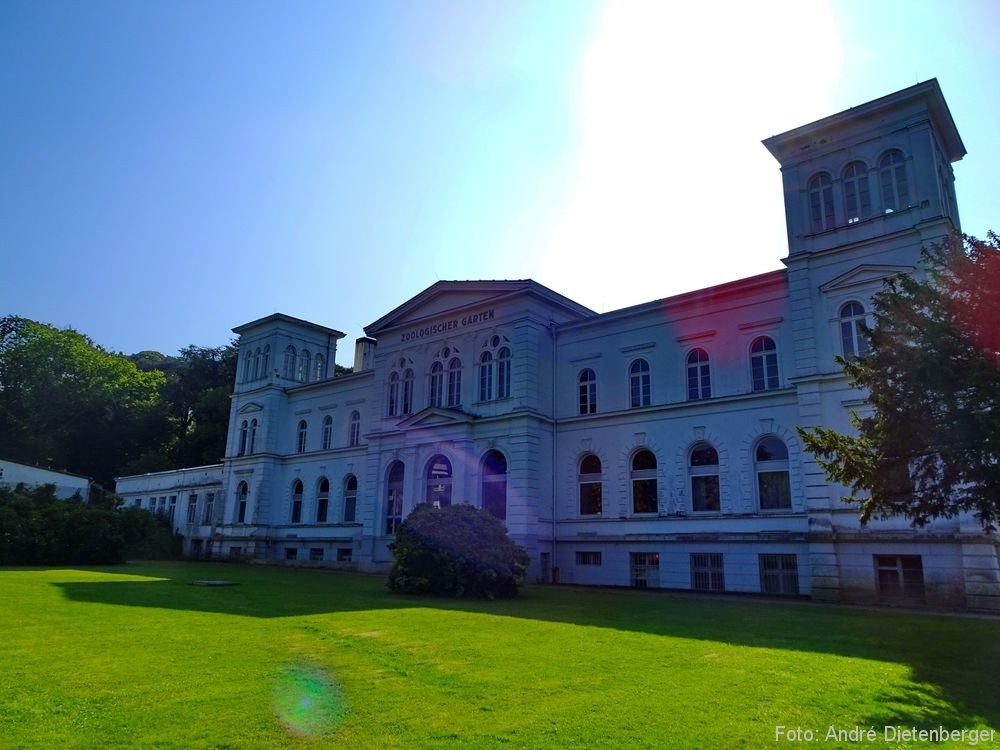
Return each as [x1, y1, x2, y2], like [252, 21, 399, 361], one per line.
[2, 0, 998, 365]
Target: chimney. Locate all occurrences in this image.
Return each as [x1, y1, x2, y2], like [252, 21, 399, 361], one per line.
[354, 337, 376, 372]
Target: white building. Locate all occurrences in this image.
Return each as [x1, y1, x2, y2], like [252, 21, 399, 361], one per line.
[1, 458, 95, 500]
[116, 80, 1000, 610]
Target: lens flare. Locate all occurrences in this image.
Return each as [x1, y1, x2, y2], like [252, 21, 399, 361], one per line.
[272, 663, 346, 737]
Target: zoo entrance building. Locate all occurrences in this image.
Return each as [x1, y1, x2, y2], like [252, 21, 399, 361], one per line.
[116, 80, 1000, 610]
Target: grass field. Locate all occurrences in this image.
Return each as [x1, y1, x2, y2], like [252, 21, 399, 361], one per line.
[1, 562, 998, 749]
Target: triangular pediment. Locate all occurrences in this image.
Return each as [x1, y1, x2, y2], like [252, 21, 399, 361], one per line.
[395, 406, 476, 429]
[238, 402, 264, 414]
[365, 280, 593, 336]
[820, 264, 915, 293]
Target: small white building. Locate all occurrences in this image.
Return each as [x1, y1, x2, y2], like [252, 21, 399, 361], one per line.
[1, 458, 94, 500]
[115, 80, 1000, 609]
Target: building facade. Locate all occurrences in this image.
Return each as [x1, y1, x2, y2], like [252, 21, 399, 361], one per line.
[115, 80, 1000, 610]
[1, 458, 96, 501]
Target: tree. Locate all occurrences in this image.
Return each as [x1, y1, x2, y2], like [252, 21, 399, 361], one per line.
[799, 231, 1000, 531]
[388, 503, 531, 598]
[0, 317, 167, 487]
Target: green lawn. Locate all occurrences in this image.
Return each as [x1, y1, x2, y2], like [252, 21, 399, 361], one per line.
[0, 563, 997, 749]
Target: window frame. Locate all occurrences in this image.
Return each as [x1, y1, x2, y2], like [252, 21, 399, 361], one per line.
[839, 301, 869, 359]
[630, 449, 658, 514]
[686, 348, 711, 400]
[807, 172, 836, 233]
[578, 368, 597, 415]
[290, 480, 303, 524]
[750, 336, 780, 392]
[343, 474, 358, 523]
[296, 419, 308, 453]
[578, 454, 603, 516]
[481, 449, 507, 521]
[629, 358, 651, 408]
[842, 160, 871, 224]
[878, 149, 910, 214]
[755, 436, 792, 511]
[689, 442, 721, 513]
[316, 477, 330, 523]
[348, 411, 361, 447]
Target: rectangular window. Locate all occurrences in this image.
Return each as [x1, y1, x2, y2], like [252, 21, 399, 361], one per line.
[759, 554, 799, 595]
[285, 548, 298, 561]
[186, 494, 197, 523]
[758, 471, 792, 510]
[691, 553, 725, 592]
[579, 482, 602, 515]
[309, 548, 324, 562]
[337, 548, 353, 562]
[168, 495, 177, 522]
[875, 555, 925, 601]
[291, 499, 302, 524]
[203, 492, 215, 524]
[134, 498, 142, 509]
[316, 497, 328, 524]
[691, 475, 720, 512]
[229, 546, 242, 559]
[630, 552, 660, 588]
[575, 551, 602, 566]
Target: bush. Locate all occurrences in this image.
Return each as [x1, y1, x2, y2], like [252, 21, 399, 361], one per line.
[388, 503, 530, 599]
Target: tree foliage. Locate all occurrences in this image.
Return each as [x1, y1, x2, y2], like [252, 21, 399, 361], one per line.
[0, 485, 181, 565]
[0, 317, 166, 487]
[799, 231, 1000, 530]
[389, 503, 531, 599]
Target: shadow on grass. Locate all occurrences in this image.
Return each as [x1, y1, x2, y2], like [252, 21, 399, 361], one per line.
[50, 561, 1000, 733]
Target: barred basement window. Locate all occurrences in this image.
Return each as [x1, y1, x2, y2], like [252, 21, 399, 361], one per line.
[576, 551, 602, 566]
[630, 552, 659, 588]
[309, 548, 324, 562]
[230, 546, 242, 559]
[691, 553, 725, 591]
[337, 548, 353, 562]
[875, 555, 925, 602]
[759, 554, 799, 595]
[285, 548, 298, 560]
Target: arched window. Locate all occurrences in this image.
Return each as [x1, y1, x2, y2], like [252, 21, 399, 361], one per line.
[578, 454, 602, 515]
[385, 462, 404, 534]
[497, 347, 511, 399]
[238, 420, 248, 456]
[578, 369, 597, 415]
[687, 348, 711, 400]
[236, 481, 248, 523]
[756, 437, 791, 510]
[387, 371, 400, 416]
[343, 475, 358, 523]
[750, 336, 779, 392]
[297, 350, 311, 382]
[479, 351, 494, 401]
[283, 346, 296, 379]
[447, 358, 462, 406]
[249, 418, 258, 453]
[316, 477, 329, 523]
[631, 450, 658, 514]
[426, 455, 453, 507]
[842, 161, 871, 223]
[402, 369, 414, 414]
[429, 362, 444, 407]
[348, 411, 361, 447]
[321, 415, 333, 450]
[291, 480, 303, 523]
[261, 345, 270, 377]
[840, 301, 869, 359]
[296, 420, 307, 453]
[313, 354, 325, 382]
[482, 450, 507, 520]
[689, 442, 720, 512]
[253, 348, 261, 380]
[879, 149, 909, 213]
[242, 353, 252, 383]
[629, 359, 651, 408]
[808, 172, 835, 232]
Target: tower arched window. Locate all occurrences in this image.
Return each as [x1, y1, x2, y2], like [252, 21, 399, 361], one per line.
[387, 371, 400, 416]
[578, 454, 602, 516]
[291, 480, 303, 523]
[447, 358, 462, 406]
[321, 415, 333, 450]
[631, 449, 658, 514]
[242, 353, 252, 383]
[497, 347, 511, 399]
[261, 345, 270, 378]
[629, 358, 651, 408]
[249, 418, 258, 453]
[578, 369, 597, 415]
[842, 161, 871, 223]
[402, 368, 414, 414]
[348, 411, 361, 447]
[429, 362, 444, 407]
[840, 301, 869, 359]
[750, 336, 779, 392]
[385, 462, 404, 535]
[296, 420, 307, 453]
[687, 348, 711, 400]
[316, 477, 329, 523]
[313, 354, 325, 382]
[689, 442, 720, 512]
[238, 420, 248, 456]
[297, 350, 311, 382]
[808, 172, 835, 233]
[482, 450, 507, 520]
[879, 149, 909, 213]
[236, 481, 249, 523]
[253, 348, 261, 380]
[756, 437, 791, 510]
[479, 351, 494, 402]
[283, 346, 296, 379]
[343, 474, 358, 523]
[426, 455, 453, 507]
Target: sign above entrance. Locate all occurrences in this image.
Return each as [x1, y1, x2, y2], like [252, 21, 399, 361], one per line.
[400, 308, 495, 343]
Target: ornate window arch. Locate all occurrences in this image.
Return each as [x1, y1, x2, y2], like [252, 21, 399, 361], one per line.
[689, 442, 720, 512]
[629, 358, 651, 408]
[686, 348, 711, 400]
[808, 172, 835, 232]
[631, 449, 657, 514]
[478, 334, 512, 401]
